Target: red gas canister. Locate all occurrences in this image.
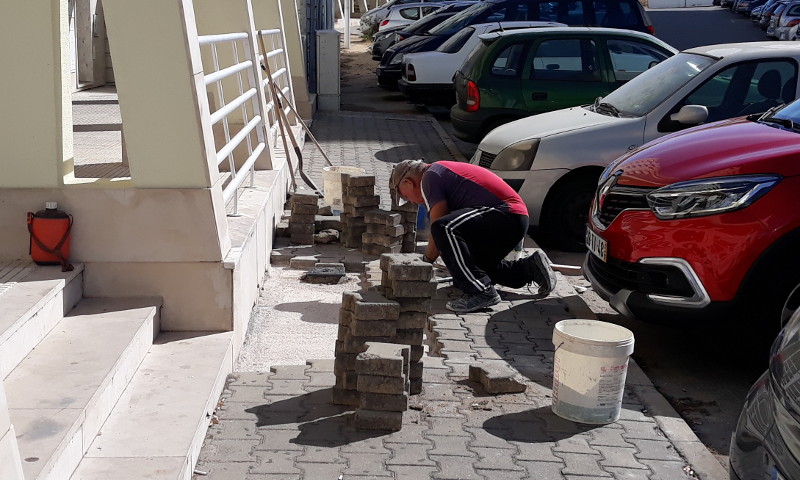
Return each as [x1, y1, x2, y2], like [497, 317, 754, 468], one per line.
[27, 202, 73, 271]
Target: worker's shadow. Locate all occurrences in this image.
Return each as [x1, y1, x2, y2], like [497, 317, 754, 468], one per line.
[244, 388, 386, 447]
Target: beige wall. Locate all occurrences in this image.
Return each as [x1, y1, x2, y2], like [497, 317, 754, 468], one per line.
[0, 0, 73, 188]
[0, 382, 24, 480]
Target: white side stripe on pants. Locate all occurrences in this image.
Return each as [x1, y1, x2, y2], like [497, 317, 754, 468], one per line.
[444, 206, 493, 293]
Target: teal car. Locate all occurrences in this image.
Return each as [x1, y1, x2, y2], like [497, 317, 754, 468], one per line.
[450, 27, 677, 143]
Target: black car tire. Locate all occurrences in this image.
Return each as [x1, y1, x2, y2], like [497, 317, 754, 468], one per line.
[538, 175, 597, 252]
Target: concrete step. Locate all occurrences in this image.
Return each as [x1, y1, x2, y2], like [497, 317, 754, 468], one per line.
[5, 297, 161, 480]
[0, 262, 84, 378]
[71, 331, 234, 480]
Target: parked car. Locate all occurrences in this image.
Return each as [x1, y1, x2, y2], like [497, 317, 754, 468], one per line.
[737, 0, 768, 14]
[773, 1, 800, 38]
[470, 42, 800, 250]
[730, 287, 800, 480]
[360, 0, 450, 38]
[378, 3, 444, 32]
[397, 20, 566, 105]
[372, 3, 476, 60]
[767, 1, 793, 36]
[449, 27, 675, 142]
[760, 0, 788, 29]
[583, 98, 800, 328]
[376, 0, 656, 87]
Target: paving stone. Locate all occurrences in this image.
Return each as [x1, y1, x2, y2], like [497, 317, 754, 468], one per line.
[196, 438, 260, 463]
[512, 441, 563, 462]
[331, 387, 360, 406]
[425, 417, 472, 437]
[388, 465, 440, 478]
[423, 366, 451, 383]
[475, 469, 527, 480]
[351, 319, 397, 336]
[633, 439, 681, 461]
[594, 445, 650, 470]
[195, 462, 252, 479]
[209, 421, 261, 440]
[357, 374, 407, 394]
[390, 279, 437, 297]
[219, 403, 301, 425]
[305, 371, 336, 388]
[514, 460, 566, 480]
[639, 459, 695, 480]
[305, 358, 335, 372]
[288, 255, 318, 269]
[385, 442, 437, 466]
[251, 451, 302, 475]
[356, 343, 409, 375]
[464, 427, 516, 450]
[554, 452, 612, 477]
[429, 454, 485, 480]
[268, 365, 310, 380]
[398, 311, 428, 329]
[295, 444, 347, 464]
[590, 427, 638, 448]
[222, 385, 270, 403]
[341, 452, 395, 477]
[340, 431, 391, 454]
[227, 372, 274, 386]
[360, 392, 409, 412]
[355, 409, 404, 431]
[471, 446, 526, 471]
[381, 424, 433, 445]
[420, 383, 463, 402]
[296, 462, 347, 478]
[553, 435, 601, 455]
[469, 363, 527, 394]
[291, 192, 319, 205]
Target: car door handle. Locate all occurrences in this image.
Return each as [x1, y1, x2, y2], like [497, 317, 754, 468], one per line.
[531, 92, 548, 101]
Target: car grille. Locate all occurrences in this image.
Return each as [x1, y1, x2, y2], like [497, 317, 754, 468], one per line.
[478, 151, 496, 168]
[597, 185, 653, 227]
[587, 254, 695, 298]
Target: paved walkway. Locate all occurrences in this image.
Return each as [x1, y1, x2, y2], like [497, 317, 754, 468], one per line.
[193, 112, 726, 480]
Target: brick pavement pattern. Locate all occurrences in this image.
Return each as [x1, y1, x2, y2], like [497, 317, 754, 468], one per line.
[194, 112, 700, 479]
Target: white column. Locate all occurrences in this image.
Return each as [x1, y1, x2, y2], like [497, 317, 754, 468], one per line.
[0, 0, 73, 188]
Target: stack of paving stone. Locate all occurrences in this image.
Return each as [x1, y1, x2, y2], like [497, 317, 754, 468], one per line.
[391, 191, 420, 253]
[340, 173, 379, 248]
[289, 192, 319, 245]
[379, 253, 435, 395]
[354, 342, 410, 431]
[332, 290, 400, 407]
[362, 209, 404, 256]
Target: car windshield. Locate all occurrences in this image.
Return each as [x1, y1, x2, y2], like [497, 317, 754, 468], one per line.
[760, 99, 800, 131]
[428, 2, 492, 35]
[437, 26, 475, 52]
[598, 52, 716, 117]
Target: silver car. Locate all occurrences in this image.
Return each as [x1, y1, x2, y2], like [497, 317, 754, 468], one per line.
[774, 1, 800, 38]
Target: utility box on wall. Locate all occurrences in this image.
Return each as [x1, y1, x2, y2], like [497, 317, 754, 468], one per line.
[316, 29, 341, 111]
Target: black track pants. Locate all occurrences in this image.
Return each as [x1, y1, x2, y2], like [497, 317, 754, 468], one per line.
[430, 207, 530, 295]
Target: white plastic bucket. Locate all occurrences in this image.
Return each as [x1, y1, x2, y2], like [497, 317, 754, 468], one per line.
[551, 319, 635, 424]
[323, 166, 366, 214]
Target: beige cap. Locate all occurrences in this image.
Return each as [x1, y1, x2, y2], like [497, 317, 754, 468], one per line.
[389, 159, 427, 205]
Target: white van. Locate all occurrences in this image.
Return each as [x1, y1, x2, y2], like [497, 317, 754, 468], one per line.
[470, 41, 800, 251]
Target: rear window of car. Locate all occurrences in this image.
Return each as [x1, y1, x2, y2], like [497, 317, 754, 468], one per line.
[437, 27, 476, 53]
[460, 40, 490, 75]
[593, 0, 642, 29]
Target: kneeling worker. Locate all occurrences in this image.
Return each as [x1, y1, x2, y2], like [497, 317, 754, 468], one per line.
[389, 159, 556, 313]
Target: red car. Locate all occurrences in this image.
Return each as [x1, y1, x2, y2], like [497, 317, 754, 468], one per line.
[583, 101, 800, 331]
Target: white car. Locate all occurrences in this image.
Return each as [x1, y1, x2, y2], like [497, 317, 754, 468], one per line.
[471, 41, 800, 251]
[397, 21, 565, 105]
[378, 3, 444, 32]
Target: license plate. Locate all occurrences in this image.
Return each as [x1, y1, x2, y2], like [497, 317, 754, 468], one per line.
[586, 227, 607, 262]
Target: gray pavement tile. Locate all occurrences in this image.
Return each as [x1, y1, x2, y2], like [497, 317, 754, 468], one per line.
[554, 451, 612, 477]
[589, 428, 639, 448]
[553, 435, 601, 454]
[633, 439, 683, 462]
[304, 371, 336, 387]
[388, 465, 440, 478]
[251, 451, 302, 475]
[228, 372, 274, 385]
[381, 424, 433, 445]
[423, 366, 452, 383]
[208, 421, 262, 441]
[386, 442, 437, 466]
[252, 430, 305, 451]
[296, 461, 347, 478]
[341, 452, 394, 477]
[269, 364, 311, 379]
[295, 443, 347, 464]
[465, 426, 517, 450]
[460, 409, 504, 429]
[472, 346, 509, 360]
[427, 434, 473, 456]
[222, 385, 269, 403]
[476, 469, 528, 480]
[515, 460, 566, 479]
[620, 420, 668, 441]
[193, 462, 253, 479]
[264, 379, 311, 396]
[602, 468, 653, 479]
[422, 401, 466, 418]
[639, 459, 696, 480]
[420, 383, 465, 402]
[245, 475, 301, 480]
[498, 332, 535, 344]
[472, 446, 526, 471]
[425, 417, 472, 437]
[430, 454, 485, 480]
[341, 430, 392, 453]
[594, 445, 651, 470]
[512, 441, 563, 463]
[196, 438, 260, 463]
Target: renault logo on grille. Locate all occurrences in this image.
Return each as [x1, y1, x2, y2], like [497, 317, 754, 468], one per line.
[593, 170, 622, 221]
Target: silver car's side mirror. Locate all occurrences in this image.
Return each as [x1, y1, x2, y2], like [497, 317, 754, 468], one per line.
[670, 105, 709, 125]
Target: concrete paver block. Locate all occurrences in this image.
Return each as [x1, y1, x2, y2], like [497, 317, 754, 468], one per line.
[360, 392, 409, 412]
[288, 255, 318, 269]
[355, 342, 409, 376]
[469, 363, 528, 394]
[357, 374, 407, 394]
[366, 210, 402, 226]
[355, 409, 403, 431]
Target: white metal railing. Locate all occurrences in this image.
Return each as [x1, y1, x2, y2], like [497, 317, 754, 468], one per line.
[197, 27, 295, 215]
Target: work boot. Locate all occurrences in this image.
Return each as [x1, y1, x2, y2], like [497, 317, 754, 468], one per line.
[446, 285, 501, 313]
[521, 250, 557, 296]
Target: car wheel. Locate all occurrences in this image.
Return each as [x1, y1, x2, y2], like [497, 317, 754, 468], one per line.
[538, 175, 597, 252]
